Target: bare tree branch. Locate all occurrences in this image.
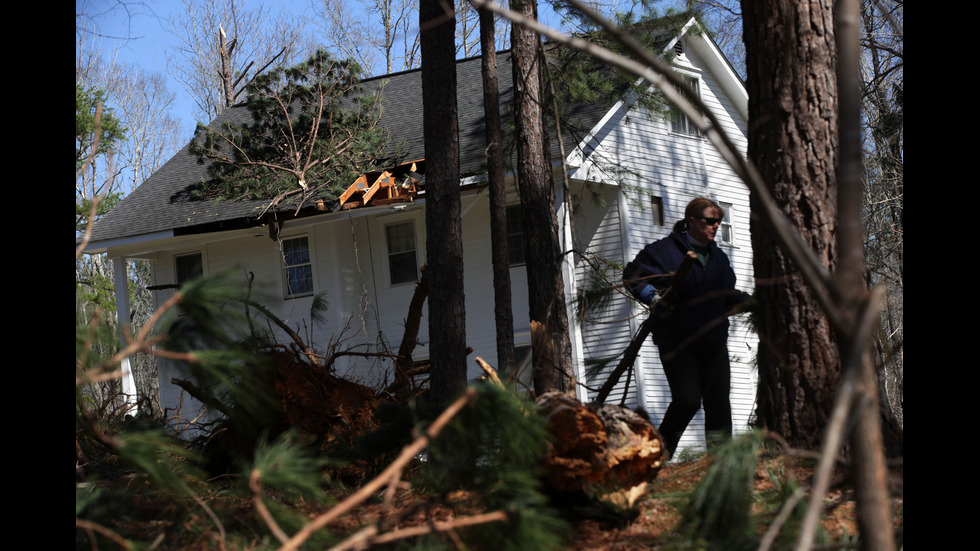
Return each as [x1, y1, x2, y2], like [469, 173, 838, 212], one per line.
[250, 470, 290, 544]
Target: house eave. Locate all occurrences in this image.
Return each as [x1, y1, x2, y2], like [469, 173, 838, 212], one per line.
[683, 21, 748, 121]
[82, 230, 177, 256]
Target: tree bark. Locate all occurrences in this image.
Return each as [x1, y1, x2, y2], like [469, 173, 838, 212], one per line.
[744, 1, 897, 547]
[510, 0, 574, 394]
[537, 391, 663, 497]
[218, 26, 235, 109]
[421, 0, 467, 406]
[742, 0, 841, 450]
[478, 7, 517, 377]
[393, 264, 429, 393]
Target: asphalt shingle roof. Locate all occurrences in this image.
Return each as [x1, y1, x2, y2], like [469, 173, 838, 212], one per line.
[87, 50, 612, 245]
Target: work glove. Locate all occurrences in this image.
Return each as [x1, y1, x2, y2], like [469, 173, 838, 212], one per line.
[637, 285, 658, 305]
[647, 294, 673, 319]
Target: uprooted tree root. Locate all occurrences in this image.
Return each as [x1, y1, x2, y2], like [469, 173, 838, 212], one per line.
[273, 351, 378, 448]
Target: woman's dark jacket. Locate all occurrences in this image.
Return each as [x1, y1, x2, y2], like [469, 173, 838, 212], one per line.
[623, 231, 743, 346]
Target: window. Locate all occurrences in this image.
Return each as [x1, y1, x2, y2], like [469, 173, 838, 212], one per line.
[175, 253, 203, 286]
[386, 221, 418, 285]
[650, 196, 664, 226]
[281, 236, 314, 297]
[506, 205, 526, 266]
[174, 253, 203, 316]
[670, 77, 701, 137]
[717, 201, 734, 244]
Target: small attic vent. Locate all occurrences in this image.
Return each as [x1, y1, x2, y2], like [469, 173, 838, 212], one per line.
[674, 41, 684, 57]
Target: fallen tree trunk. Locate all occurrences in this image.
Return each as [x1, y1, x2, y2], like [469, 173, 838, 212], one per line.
[537, 391, 664, 506]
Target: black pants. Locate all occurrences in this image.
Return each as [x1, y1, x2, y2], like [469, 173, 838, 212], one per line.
[657, 341, 732, 456]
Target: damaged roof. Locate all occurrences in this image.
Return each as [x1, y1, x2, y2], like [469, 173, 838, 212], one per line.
[84, 49, 616, 247]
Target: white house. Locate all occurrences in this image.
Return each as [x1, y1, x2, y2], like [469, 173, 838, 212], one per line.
[84, 17, 757, 455]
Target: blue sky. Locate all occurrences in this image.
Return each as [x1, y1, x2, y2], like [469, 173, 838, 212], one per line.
[79, 0, 317, 130]
[78, 0, 573, 132]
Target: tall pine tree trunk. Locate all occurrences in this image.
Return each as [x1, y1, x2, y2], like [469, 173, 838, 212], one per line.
[742, 0, 841, 450]
[421, 0, 467, 406]
[744, 2, 896, 546]
[479, 7, 516, 376]
[510, 0, 573, 394]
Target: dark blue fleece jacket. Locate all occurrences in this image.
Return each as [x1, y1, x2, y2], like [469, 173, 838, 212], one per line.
[623, 231, 743, 346]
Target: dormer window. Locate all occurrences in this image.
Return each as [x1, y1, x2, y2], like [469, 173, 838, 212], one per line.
[670, 77, 701, 137]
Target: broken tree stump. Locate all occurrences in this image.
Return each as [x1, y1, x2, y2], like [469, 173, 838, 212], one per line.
[536, 391, 664, 506]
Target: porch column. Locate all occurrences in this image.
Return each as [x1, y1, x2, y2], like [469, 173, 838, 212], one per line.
[555, 181, 587, 402]
[616, 188, 650, 410]
[112, 257, 138, 413]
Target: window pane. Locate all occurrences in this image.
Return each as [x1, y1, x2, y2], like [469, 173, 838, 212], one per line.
[506, 205, 526, 266]
[719, 202, 733, 244]
[283, 239, 310, 265]
[282, 237, 313, 297]
[386, 222, 418, 284]
[651, 196, 664, 226]
[175, 253, 203, 285]
[719, 224, 732, 243]
[671, 114, 685, 134]
[286, 265, 313, 296]
[386, 222, 415, 254]
[671, 78, 700, 136]
[389, 251, 418, 284]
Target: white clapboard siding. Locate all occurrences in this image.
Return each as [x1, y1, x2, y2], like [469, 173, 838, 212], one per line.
[569, 38, 758, 455]
[570, 182, 637, 406]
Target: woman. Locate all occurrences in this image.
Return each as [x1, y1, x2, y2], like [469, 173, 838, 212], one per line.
[623, 197, 750, 457]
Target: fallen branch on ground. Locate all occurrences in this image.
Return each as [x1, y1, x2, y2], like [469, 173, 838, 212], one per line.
[279, 388, 479, 551]
[329, 510, 509, 551]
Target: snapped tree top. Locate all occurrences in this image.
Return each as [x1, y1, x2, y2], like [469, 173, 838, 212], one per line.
[190, 50, 389, 213]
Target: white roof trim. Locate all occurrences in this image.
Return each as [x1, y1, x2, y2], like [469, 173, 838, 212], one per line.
[564, 16, 748, 177]
[82, 230, 176, 256]
[686, 30, 748, 121]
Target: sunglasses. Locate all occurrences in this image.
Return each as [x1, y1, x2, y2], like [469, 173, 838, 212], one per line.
[694, 216, 723, 226]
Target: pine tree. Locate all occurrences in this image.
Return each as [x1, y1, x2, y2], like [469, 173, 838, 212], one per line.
[420, 0, 468, 407]
[190, 50, 388, 212]
[76, 85, 126, 231]
[511, 0, 575, 394]
[478, 4, 517, 377]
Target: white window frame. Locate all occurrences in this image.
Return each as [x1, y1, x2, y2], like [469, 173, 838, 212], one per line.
[717, 201, 736, 245]
[670, 76, 702, 138]
[280, 235, 315, 298]
[385, 220, 419, 286]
